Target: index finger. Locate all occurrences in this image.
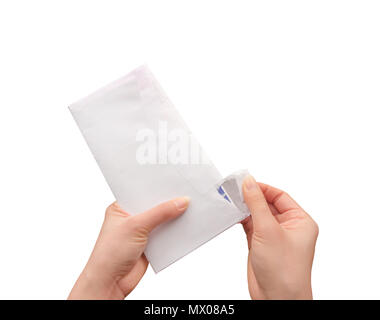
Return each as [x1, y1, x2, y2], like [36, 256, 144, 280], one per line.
[258, 182, 300, 214]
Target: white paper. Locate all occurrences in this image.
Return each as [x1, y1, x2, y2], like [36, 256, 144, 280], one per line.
[69, 66, 250, 272]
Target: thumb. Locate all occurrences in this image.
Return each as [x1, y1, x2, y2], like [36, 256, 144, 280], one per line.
[243, 175, 276, 232]
[132, 197, 190, 233]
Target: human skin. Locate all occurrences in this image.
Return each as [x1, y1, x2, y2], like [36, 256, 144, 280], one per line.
[68, 197, 190, 299]
[69, 175, 318, 300]
[241, 175, 319, 300]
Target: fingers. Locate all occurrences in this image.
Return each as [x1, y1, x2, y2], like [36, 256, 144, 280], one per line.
[268, 203, 280, 216]
[258, 182, 300, 214]
[240, 197, 279, 246]
[243, 175, 276, 231]
[132, 197, 190, 233]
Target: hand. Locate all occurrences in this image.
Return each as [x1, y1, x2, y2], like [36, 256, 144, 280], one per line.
[68, 197, 190, 300]
[241, 175, 318, 300]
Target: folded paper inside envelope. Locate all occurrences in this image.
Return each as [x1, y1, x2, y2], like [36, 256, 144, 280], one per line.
[69, 65, 250, 272]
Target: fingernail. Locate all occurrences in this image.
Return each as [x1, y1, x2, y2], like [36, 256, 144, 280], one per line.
[244, 175, 255, 191]
[174, 196, 190, 210]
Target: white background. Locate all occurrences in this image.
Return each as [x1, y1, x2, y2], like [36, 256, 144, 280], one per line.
[0, 0, 379, 299]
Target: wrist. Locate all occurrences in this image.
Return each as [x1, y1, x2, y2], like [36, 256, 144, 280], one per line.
[264, 282, 313, 300]
[68, 266, 124, 300]
[283, 285, 313, 300]
[254, 275, 313, 300]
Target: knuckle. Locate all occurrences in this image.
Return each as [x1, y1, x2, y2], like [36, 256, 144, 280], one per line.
[307, 216, 319, 238]
[105, 202, 118, 217]
[126, 216, 150, 236]
[255, 219, 276, 235]
[126, 224, 149, 246]
[105, 202, 128, 219]
[252, 223, 278, 243]
[313, 220, 319, 237]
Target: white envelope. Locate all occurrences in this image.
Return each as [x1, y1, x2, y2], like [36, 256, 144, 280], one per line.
[69, 66, 249, 272]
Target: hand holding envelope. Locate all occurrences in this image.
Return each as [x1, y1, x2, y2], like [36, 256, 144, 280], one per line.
[68, 199, 190, 299]
[68, 66, 318, 300]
